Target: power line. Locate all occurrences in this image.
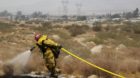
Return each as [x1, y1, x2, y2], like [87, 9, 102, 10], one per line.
[61, 0, 69, 16]
[76, 3, 82, 16]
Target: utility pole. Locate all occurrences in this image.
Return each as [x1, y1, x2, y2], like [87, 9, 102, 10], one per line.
[76, 3, 82, 16]
[61, 0, 69, 20]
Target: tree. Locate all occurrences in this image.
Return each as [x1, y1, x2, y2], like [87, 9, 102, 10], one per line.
[124, 12, 133, 19]
[31, 11, 43, 18]
[133, 8, 139, 18]
[123, 8, 139, 19]
[0, 10, 11, 16]
[111, 14, 121, 18]
[15, 11, 27, 20]
[77, 16, 87, 21]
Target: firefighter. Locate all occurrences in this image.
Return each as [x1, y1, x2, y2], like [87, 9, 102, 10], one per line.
[30, 33, 62, 78]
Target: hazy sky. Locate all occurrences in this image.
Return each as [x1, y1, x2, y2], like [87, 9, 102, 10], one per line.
[0, 0, 140, 15]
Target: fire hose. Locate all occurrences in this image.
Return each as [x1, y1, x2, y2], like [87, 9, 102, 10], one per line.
[61, 48, 125, 78]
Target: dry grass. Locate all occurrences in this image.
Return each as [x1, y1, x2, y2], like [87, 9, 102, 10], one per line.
[0, 22, 14, 32]
[0, 21, 140, 78]
[59, 47, 140, 78]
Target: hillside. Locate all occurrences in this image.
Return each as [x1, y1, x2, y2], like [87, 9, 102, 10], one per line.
[0, 21, 140, 78]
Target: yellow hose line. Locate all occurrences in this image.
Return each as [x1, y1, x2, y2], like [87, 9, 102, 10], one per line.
[61, 48, 125, 78]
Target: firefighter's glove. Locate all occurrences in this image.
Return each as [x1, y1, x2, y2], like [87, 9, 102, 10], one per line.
[58, 45, 62, 49]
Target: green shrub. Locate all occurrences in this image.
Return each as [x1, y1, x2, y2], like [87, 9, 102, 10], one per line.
[96, 32, 118, 40]
[42, 22, 52, 28]
[65, 24, 89, 36]
[121, 22, 140, 34]
[86, 37, 104, 45]
[31, 22, 53, 33]
[0, 22, 14, 32]
[94, 31, 140, 47]
[133, 25, 140, 34]
[92, 22, 102, 31]
[25, 21, 33, 24]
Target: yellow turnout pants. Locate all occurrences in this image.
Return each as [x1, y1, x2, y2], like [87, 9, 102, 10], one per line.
[43, 48, 56, 74]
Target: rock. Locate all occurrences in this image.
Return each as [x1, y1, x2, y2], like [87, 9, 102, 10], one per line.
[73, 37, 86, 46]
[63, 55, 73, 63]
[85, 41, 96, 49]
[59, 74, 67, 78]
[69, 75, 76, 78]
[52, 35, 60, 40]
[63, 55, 71, 60]
[116, 44, 126, 51]
[11, 42, 17, 45]
[0, 60, 3, 64]
[90, 45, 103, 54]
[30, 71, 36, 75]
[88, 75, 98, 78]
